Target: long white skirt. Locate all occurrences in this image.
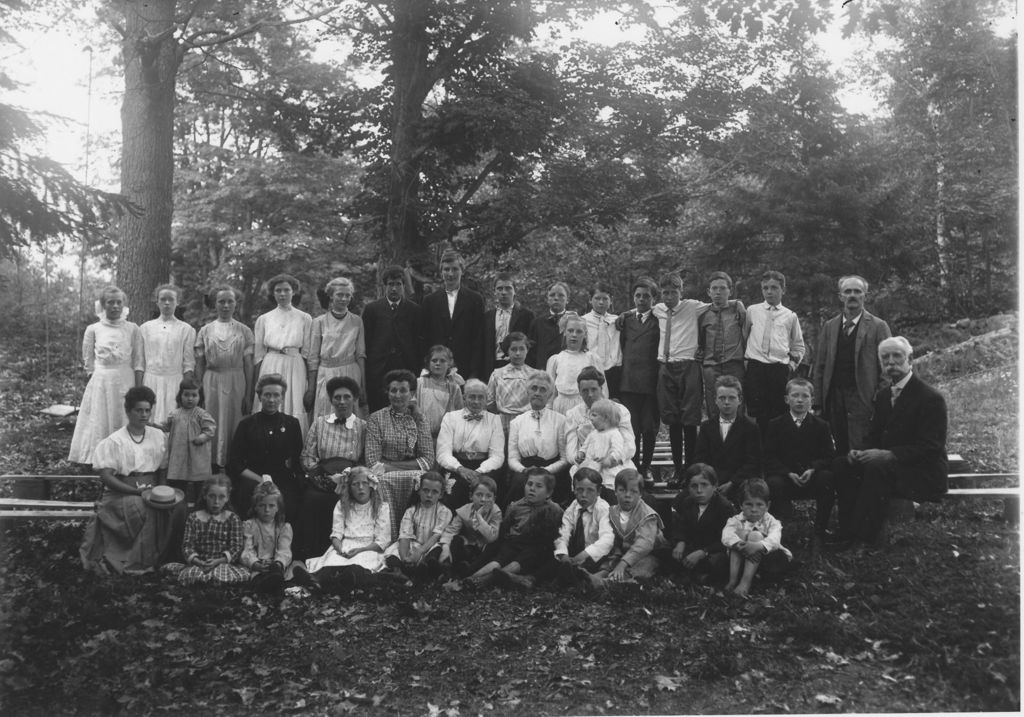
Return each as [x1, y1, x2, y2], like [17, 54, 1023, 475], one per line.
[305, 538, 386, 573]
[69, 365, 134, 464]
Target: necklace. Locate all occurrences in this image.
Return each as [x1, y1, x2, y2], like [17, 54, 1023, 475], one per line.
[128, 428, 146, 444]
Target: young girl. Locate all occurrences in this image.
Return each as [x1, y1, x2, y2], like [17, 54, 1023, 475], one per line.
[416, 345, 464, 438]
[591, 469, 667, 587]
[722, 478, 792, 598]
[298, 467, 393, 588]
[140, 284, 197, 421]
[572, 399, 634, 492]
[241, 482, 294, 593]
[165, 476, 249, 585]
[163, 377, 216, 504]
[383, 472, 453, 581]
[486, 332, 540, 436]
[546, 312, 604, 415]
[438, 476, 502, 572]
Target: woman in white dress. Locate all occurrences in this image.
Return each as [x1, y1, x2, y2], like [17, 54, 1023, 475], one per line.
[68, 286, 144, 465]
[140, 284, 196, 422]
[304, 277, 366, 420]
[194, 285, 254, 469]
[253, 274, 312, 434]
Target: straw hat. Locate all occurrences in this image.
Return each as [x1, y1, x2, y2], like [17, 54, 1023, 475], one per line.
[142, 485, 185, 510]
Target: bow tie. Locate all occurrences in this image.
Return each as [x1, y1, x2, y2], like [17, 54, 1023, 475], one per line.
[464, 412, 483, 421]
[531, 410, 543, 420]
[720, 418, 734, 424]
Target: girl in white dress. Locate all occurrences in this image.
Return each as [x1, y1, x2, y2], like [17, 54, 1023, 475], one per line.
[68, 286, 144, 465]
[305, 277, 366, 420]
[254, 274, 312, 434]
[140, 284, 196, 421]
[546, 312, 605, 415]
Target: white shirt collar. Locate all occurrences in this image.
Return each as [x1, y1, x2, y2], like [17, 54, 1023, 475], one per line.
[325, 413, 357, 428]
[791, 412, 808, 424]
[892, 371, 913, 391]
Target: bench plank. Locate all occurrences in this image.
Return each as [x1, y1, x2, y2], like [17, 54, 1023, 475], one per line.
[0, 475, 100, 481]
[0, 510, 94, 520]
[0, 498, 95, 510]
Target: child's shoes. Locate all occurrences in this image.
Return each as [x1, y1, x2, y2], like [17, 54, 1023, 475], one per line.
[492, 568, 534, 591]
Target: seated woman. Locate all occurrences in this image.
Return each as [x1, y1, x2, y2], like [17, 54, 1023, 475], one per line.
[294, 376, 366, 559]
[505, 372, 571, 507]
[436, 379, 504, 509]
[80, 386, 188, 574]
[227, 374, 304, 521]
[365, 369, 436, 541]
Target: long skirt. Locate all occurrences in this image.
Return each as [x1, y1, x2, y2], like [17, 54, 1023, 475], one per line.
[378, 470, 422, 544]
[68, 365, 135, 465]
[204, 367, 246, 467]
[144, 370, 182, 426]
[80, 489, 187, 574]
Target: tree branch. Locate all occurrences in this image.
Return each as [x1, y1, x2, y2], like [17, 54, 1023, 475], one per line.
[181, 6, 338, 50]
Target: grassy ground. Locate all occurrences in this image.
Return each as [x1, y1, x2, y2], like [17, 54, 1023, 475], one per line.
[0, 326, 1018, 715]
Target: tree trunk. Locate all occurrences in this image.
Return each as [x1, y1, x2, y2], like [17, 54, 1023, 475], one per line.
[117, 0, 180, 318]
[934, 154, 951, 309]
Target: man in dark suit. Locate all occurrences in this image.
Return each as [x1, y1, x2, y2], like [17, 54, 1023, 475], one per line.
[362, 266, 423, 412]
[833, 336, 948, 549]
[694, 375, 762, 504]
[482, 272, 534, 382]
[420, 249, 486, 379]
[812, 275, 891, 455]
[764, 378, 837, 548]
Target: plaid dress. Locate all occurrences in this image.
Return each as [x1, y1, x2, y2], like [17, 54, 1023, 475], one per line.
[164, 510, 249, 585]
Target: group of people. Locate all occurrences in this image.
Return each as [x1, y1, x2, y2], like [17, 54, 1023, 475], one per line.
[71, 250, 948, 597]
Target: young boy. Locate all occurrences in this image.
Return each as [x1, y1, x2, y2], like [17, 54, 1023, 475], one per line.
[653, 272, 709, 485]
[743, 270, 805, 434]
[582, 283, 622, 398]
[468, 467, 563, 586]
[722, 478, 791, 597]
[615, 277, 661, 482]
[694, 376, 762, 504]
[669, 463, 734, 581]
[763, 378, 837, 553]
[697, 271, 747, 421]
[528, 282, 570, 370]
[438, 476, 502, 574]
[590, 468, 667, 586]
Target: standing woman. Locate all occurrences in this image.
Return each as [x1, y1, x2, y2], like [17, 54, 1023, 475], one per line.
[254, 274, 312, 434]
[304, 277, 366, 421]
[69, 285, 144, 465]
[80, 386, 187, 574]
[194, 285, 254, 471]
[140, 284, 196, 422]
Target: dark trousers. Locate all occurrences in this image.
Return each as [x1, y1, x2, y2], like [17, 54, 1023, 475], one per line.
[604, 366, 622, 400]
[765, 469, 835, 535]
[833, 454, 933, 543]
[445, 455, 495, 511]
[743, 361, 790, 434]
[619, 391, 659, 472]
[826, 385, 873, 456]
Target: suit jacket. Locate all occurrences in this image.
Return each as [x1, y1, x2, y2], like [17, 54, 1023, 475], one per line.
[813, 310, 891, 409]
[616, 310, 660, 394]
[763, 413, 836, 476]
[669, 492, 733, 554]
[527, 311, 565, 370]
[362, 298, 423, 409]
[421, 287, 486, 379]
[694, 415, 762, 485]
[482, 304, 535, 380]
[865, 373, 948, 496]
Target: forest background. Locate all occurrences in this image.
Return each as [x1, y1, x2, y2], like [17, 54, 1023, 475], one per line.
[1, 0, 1017, 372]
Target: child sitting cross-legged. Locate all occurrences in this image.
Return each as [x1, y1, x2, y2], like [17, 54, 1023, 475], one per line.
[164, 475, 249, 585]
[241, 481, 294, 594]
[588, 468, 667, 587]
[668, 463, 733, 583]
[465, 467, 563, 588]
[438, 476, 502, 576]
[383, 471, 454, 583]
[722, 478, 792, 598]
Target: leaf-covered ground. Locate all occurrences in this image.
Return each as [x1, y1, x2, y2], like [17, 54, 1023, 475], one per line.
[0, 332, 1019, 715]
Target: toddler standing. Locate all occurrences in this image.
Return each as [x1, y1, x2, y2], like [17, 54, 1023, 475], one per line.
[163, 377, 216, 504]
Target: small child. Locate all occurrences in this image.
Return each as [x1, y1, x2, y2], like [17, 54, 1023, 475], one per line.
[535, 468, 614, 589]
[697, 271, 747, 421]
[743, 270, 805, 434]
[591, 469, 667, 586]
[165, 475, 249, 585]
[669, 463, 734, 581]
[546, 312, 604, 415]
[417, 345, 465, 438]
[384, 472, 454, 581]
[487, 332, 541, 434]
[722, 478, 792, 597]
[528, 281, 570, 370]
[582, 283, 622, 398]
[297, 467, 394, 593]
[694, 375, 762, 504]
[572, 399, 633, 491]
[163, 377, 216, 504]
[241, 482, 294, 593]
[439, 476, 502, 572]
[467, 468, 563, 586]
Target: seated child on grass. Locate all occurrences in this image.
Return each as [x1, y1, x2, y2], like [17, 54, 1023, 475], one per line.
[535, 468, 614, 589]
[465, 467, 563, 586]
[590, 468, 667, 586]
[571, 398, 634, 493]
[668, 463, 733, 581]
[165, 475, 249, 585]
[721, 478, 792, 597]
[438, 476, 502, 574]
[241, 482, 294, 593]
[384, 471, 454, 581]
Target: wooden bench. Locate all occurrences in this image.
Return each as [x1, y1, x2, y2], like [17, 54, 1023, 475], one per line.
[0, 474, 100, 521]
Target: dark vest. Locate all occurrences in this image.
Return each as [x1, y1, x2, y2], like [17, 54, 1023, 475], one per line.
[833, 319, 859, 389]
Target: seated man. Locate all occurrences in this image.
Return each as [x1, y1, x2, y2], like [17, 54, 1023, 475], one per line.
[833, 336, 948, 549]
[694, 375, 762, 504]
[764, 378, 837, 551]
